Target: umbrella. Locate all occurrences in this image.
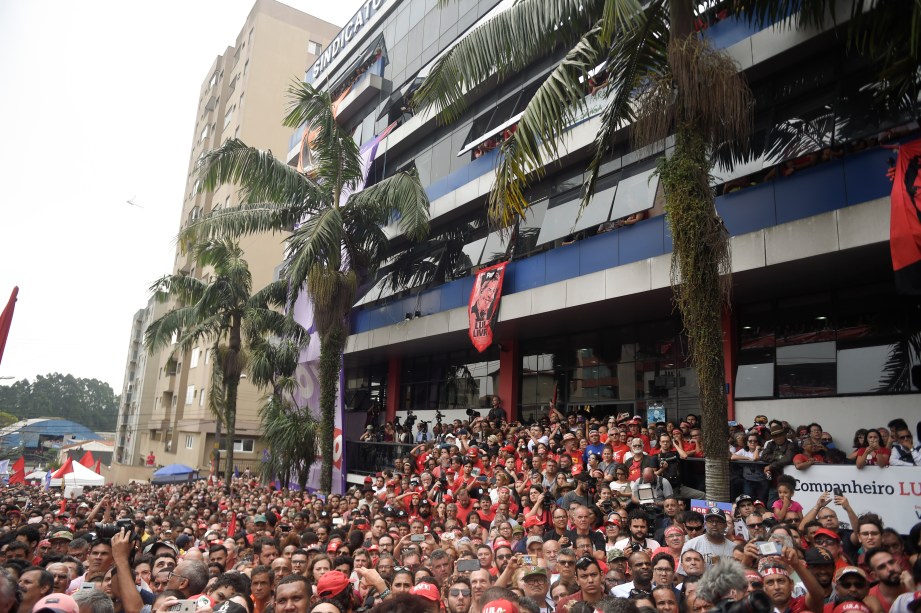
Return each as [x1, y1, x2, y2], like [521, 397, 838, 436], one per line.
[0, 286, 18, 365]
[152, 464, 200, 484]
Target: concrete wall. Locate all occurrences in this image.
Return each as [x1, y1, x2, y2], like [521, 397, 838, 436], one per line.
[735, 395, 920, 449]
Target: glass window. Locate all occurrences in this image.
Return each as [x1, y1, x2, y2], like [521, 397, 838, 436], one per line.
[190, 348, 199, 368]
[776, 341, 836, 397]
[736, 348, 775, 399]
[837, 343, 907, 394]
[185, 385, 195, 406]
[610, 166, 658, 219]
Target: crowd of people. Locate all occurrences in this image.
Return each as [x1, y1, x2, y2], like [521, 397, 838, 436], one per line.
[1, 408, 920, 613]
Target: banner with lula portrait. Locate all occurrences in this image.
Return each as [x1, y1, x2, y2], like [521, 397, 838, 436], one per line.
[468, 261, 507, 352]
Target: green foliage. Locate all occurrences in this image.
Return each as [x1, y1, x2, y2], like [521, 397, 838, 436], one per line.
[0, 374, 118, 431]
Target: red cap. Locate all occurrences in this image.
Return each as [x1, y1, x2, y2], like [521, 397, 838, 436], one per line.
[832, 602, 871, 613]
[316, 570, 351, 598]
[467, 448, 479, 458]
[523, 516, 543, 529]
[502, 445, 515, 453]
[482, 599, 519, 613]
[411, 582, 440, 602]
[814, 528, 841, 541]
[327, 541, 340, 553]
[492, 538, 511, 551]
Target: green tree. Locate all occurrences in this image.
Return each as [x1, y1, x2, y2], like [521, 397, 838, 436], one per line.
[185, 83, 431, 492]
[414, 0, 919, 500]
[0, 374, 118, 431]
[248, 326, 317, 490]
[145, 238, 294, 477]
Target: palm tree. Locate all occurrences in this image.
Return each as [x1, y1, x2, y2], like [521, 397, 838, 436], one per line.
[248, 326, 318, 490]
[145, 238, 294, 477]
[184, 82, 431, 492]
[414, 0, 919, 501]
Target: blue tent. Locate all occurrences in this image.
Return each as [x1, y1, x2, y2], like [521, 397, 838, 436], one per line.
[151, 464, 200, 484]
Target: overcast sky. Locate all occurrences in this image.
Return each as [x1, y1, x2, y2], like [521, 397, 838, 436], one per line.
[0, 1, 361, 391]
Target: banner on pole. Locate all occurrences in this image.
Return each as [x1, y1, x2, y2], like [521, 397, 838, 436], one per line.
[468, 261, 507, 352]
[890, 137, 921, 295]
[789, 465, 921, 533]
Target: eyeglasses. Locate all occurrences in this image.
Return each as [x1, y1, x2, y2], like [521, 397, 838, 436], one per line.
[496, 553, 512, 560]
[814, 538, 837, 546]
[685, 524, 704, 532]
[449, 588, 471, 597]
[899, 434, 913, 440]
[167, 571, 187, 582]
[747, 522, 764, 528]
[557, 559, 575, 567]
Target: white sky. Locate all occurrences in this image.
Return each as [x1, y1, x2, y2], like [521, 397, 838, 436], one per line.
[0, 0, 362, 392]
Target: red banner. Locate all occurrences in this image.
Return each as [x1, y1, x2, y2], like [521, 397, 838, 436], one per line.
[891, 138, 921, 295]
[468, 261, 507, 352]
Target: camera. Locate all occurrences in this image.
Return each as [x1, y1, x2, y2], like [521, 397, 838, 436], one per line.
[542, 495, 552, 510]
[94, 518, 134, 539]
[756, 541, 782, 557]
[466, 408, 477, 417]
[711, 592, 773, 613]
[404, 410, 417, 429]
[435, 410, 444, 424]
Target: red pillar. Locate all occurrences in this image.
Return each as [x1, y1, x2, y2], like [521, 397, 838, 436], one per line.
[722, 305, 737, 420]
[385, 355, 401, 423]
[498, 339, 520, 422]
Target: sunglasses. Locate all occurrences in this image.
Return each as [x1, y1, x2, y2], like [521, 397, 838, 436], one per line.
[685, 524, 704, 532]
[449, 588, 471, 597]
[557, 559, 575, 567]
[496, 553, 512, 560]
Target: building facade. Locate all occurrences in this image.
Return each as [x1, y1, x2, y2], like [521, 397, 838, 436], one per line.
[296, 0, 919, 469]
[130, 0, 339, 472]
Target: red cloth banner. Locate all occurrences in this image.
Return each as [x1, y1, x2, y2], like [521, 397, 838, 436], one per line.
[891, 138, 921, 295]
[79, 451, 95, 468]
[468, 261, 507, 352]
[9, 457, 24, 484]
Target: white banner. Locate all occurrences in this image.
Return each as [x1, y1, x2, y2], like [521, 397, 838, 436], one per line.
[788, 465, 921, 533]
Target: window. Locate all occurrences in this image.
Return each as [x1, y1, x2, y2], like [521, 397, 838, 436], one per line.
[218, 439, 255, 453]
[205, 349, 211, 365]
[185, 385, 195, 405]
[243, 59, 249, 77]
[224, 106, 234, 129]
[190, 348, 200, 368]
[308, 41, 322, 55]
[185, 435, 195, 449]
[200, 388, 206, 406]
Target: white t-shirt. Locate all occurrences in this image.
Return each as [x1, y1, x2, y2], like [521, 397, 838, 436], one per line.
[680, 534, 738, 569]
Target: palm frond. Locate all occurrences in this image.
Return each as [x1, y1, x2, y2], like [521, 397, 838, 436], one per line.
[413, 0, 606, 123]
[583, 0, 668, 204]
[348, 170, 431, 242]
[284, 206, 346, 292]
[489, 23, 609, 227]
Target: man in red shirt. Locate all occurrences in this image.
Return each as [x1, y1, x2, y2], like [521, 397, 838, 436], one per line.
[556, 556, 607, 609]
[865, 547, 910, 612]
[760, 556, 824, 613]
[454, 488, 476, 525]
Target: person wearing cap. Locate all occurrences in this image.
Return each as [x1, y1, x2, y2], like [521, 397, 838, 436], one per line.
[828, 566, 882, 613]
[48, 530, 73, 555]
[761, 425, 798, 478]
[33, 594, 79, 613]
[583, 429, 606, 465]
[522, 565, 554, 612]
[410, 580, 441, 613]
[680, 508, 737, 571]
[732, 495, 757, 541]
[800, 546, 838, 603]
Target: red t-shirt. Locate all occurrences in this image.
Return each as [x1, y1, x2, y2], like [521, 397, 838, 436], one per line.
[856, 447, 890, 465]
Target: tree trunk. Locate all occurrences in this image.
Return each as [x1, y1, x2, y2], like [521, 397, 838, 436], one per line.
[318, 323, 345, 493]
[224, 376, 238, 478]
[659, 125, 731, 502]
[669, 0, 696, 41]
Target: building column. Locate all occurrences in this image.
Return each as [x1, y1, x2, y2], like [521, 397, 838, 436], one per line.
[498, 339, 520, 422]
[722, 304, 737, 420]
[386, 355, 401, 423]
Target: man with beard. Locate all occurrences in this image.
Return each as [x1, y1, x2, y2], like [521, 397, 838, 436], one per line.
[681, 508, 736, 570]
[560, 473, 592, 511]
[614, 510, 661, 553]
[824, 566, 885, 613]
[416, 500, 434, 527]
[542, 539, 560, 575]
[866, 548, 911, 611]
[542, 457, 559, 491]
[494, 544, 514, 575]
[445, 576, 472, 613]
[557, 556, 607, 608]
[612, 551, 654, 597]
[799, 547, 838, 604]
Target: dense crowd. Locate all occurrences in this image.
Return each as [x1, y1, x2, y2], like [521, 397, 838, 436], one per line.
[1, 408, 920, 613]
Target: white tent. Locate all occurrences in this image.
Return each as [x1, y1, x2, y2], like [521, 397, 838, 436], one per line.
[51, 461, 104, 487]
[24, 470, 46, 481]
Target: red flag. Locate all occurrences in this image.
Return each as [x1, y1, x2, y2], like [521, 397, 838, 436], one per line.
[0, 286, 18, 365]
[59, 499, 67, 514]
[468, 262, 507, 352]
[227, 512, 237, 538]
[94, 460, 101, 474]
[8, 457, 25, 484]
[890, 138, 921, 294]
[51, 456, 74, 479]
[79, 451, 95, 468]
